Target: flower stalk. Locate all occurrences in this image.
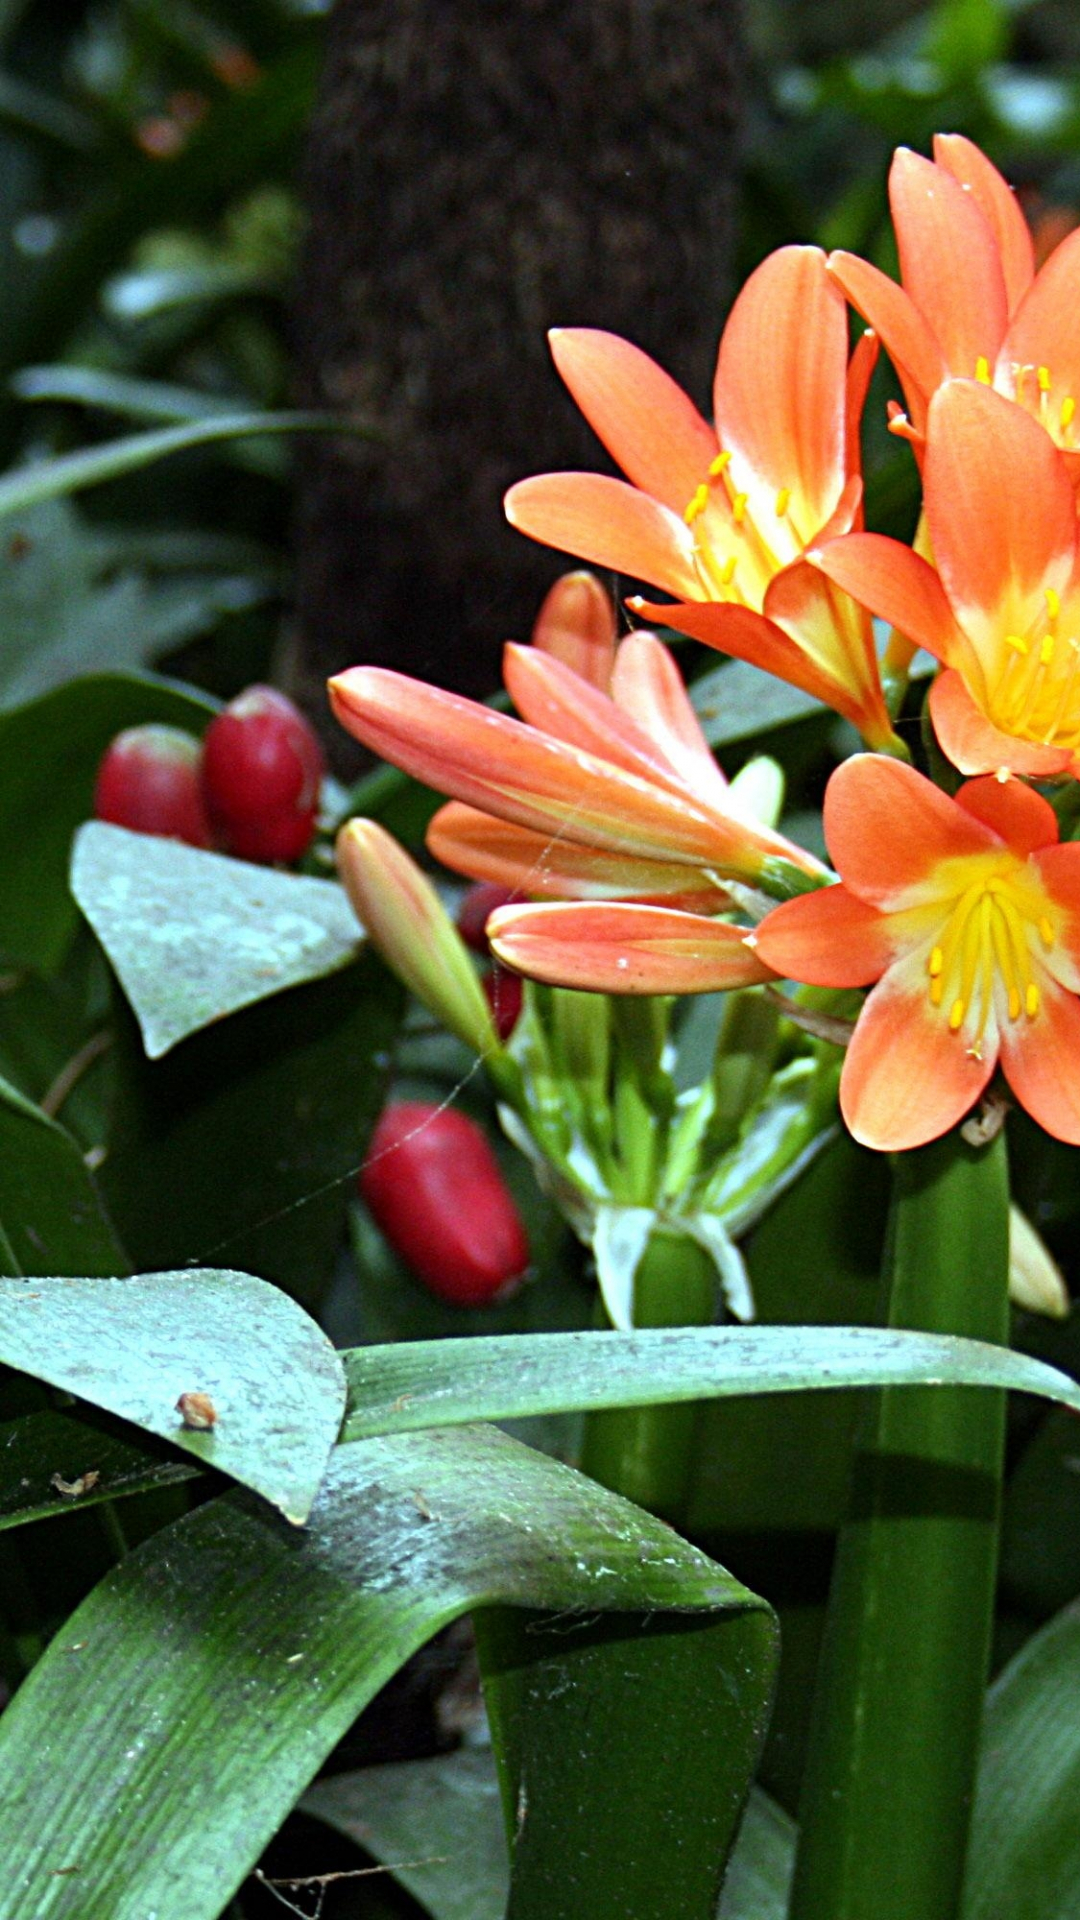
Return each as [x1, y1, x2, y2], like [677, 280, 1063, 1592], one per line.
[790, 1126, 1010, 1920]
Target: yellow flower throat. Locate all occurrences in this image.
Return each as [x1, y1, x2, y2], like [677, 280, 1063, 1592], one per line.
[925, 864, 1054, 1049]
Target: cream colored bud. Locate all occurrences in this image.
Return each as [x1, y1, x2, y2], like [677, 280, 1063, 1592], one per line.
[1009, 1203, 1069, 1319]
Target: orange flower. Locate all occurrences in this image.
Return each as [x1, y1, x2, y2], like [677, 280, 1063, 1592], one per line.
[503, 247, 899, 750]
[329, 630, 821, 996]
[814, 379, 1080, 780]
[755, 755, 1080, 1151]
[829, 134, 1080, 477]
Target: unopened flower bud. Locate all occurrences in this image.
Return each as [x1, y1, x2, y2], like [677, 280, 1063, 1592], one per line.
[336, 819, 500, 1056]
[1009, 1204, 1069, 1319]
[531, 570, 617, 690]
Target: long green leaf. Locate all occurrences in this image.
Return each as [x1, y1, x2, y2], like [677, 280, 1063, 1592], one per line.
[72, 821, 364, 1056]
[0, 1425, 775, 1920]
[962, 1599, 1080, 1920]
[0, 1070, 124, 1276]
[0, 1410, 198, 1531]
[0, 411, 361, 519]
[339, 1323, 1080, 1441]
[304, 1752, 795, 1920]
[0, 1269, 345, 1523]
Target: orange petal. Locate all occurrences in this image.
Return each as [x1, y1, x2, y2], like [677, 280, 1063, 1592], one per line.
[1033, 843, 1080, 991]
[924, 380, 1076, 638]
[754, 884, 894, 987]
[329, 667, 780, 877]
[822, 753, 998, 906]
[1001, 225, 1080, 416]
[488, 901, 774, 995]
[932, 134, 1035, 314]
[609, 631, 731, 805]
[890, 147, 1009, 375]
[428, 803, 732, 910]
[531, 570, 617, 690]
[631, 594, 883, 738]
[713, 246, 847, 536]
[548, 329, 718, 515]
[811, 531, 975, 678]
[828, 251, 946, 429]
[999, 977, 1080, 1144]
[504, 472, 700, 598]
[840, 956, 996, 1151]
[928, 669, 1074, 781]
[503, 641, 691, 796]
[953, 774, 1059, 853]
[845, 329, 880, 495]
[764, 559, 894, 744]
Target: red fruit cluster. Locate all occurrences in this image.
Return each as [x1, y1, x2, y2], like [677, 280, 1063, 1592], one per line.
[93, 686, 325, 864]
[359, 1102, 529, 1307]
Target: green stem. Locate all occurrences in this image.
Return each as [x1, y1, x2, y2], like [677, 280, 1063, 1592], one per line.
[579, 1231, 716, 1522]
[789, 1127, 1009, 1920]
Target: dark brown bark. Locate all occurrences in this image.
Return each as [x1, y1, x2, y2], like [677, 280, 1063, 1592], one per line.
[291, 0, 745, 761]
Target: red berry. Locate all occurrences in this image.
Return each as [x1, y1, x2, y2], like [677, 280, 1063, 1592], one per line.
[359, 1102, 529, 1307]
[456, 882, 517, 953]
[483, 964, 523, 1040]
[200, 684, 325, 863]
[94, 725, 213, 848]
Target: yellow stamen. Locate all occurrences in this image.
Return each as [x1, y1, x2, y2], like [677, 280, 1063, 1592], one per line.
[929, 945, 943, 976]
[1039, 916, 1054, 947]
[774, 487, 791, 517]
[1026, 983, 1040, 1018]
[709, 451, 731, 477]
[683, 484, 709, 526]
[732, 492, 748, 525]
[930, 977, 944, 1006]
[975, 356, 991, 384]
[949, 998, 966, 1031]
[1038, 365, 1052, 393]
[1041, 634, 1056, 667]
[1006, 633, 1029, 656]
[1063, 396, 1076, 431]
[1046, 587, 1061, 621]
[1008, 986, 1021, 1021]
[720, 555, 737, 586]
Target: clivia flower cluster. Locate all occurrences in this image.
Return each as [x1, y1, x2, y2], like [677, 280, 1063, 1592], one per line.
[330, 134, 1080, 1160]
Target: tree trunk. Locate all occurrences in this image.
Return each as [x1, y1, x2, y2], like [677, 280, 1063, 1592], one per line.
[291, 0, 745, 765]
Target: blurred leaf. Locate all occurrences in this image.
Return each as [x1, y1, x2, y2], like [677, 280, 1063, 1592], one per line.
[304, 1746, 796, 1920]
[0, 1069, 125, 1277]
[0, 409, 356, 518]
[12, 365, 298, 475]
[305, 1748, 508, 1920]
[719, 1786, 797, 1918]
[693, 659, 824, 747]
[102, 260, 273, 321]
[0, 670, 216, 973]
[0, 497, 274, 706]
[0, 1424, 775, 1920]
[339, 1323, 1080, 1442]
[999, 1406, 1080, 1619]
[0, 1408, 197, 1531]
[0, 1267, 344, 1523]
[73, 822, 363, 1057]
[963, 1599, 1080, 1920]
[99, 952, 401, 1305]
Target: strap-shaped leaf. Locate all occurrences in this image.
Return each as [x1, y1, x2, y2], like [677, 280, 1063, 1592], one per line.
[962, 1599, 1080, 1920]
[305, 1753, 795, 1920]
[0, 1071, 125, 1277]
[340, 1324, 1080, 1440]
[72, 822, 363, 1056]
[0, 1425, 775, 1920]
[0, 1269, 345, 1523]
[0, 1410, 198, 1531]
